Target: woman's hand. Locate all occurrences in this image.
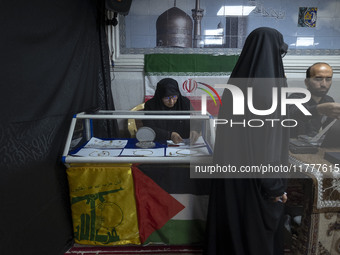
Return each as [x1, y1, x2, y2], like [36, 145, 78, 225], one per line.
[171, 132, 183, 144]
[189, 130, 200, 144]
[274, 192, 287, 203]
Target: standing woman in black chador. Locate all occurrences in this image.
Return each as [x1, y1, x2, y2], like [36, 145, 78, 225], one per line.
[204, 27, 289, 255]
[143, 78, 200, 143]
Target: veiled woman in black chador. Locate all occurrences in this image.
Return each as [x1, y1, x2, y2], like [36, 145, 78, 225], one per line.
[143, 78, 200, 143]
[204, 27, 289, 255]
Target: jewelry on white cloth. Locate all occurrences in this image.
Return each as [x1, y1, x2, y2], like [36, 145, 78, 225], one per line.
[133, 150, 154, 156]
[89, 150, 110, 157]
[175, 149, 199, 156]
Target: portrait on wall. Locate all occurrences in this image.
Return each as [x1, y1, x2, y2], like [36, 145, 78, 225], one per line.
[119, 0, 340, 54]
[298, 7, 317, 27]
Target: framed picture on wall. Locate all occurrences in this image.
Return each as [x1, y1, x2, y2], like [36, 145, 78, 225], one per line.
[110, 0, 340, 55]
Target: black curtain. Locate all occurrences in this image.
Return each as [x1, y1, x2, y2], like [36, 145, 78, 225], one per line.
[0, 1, 117, 254]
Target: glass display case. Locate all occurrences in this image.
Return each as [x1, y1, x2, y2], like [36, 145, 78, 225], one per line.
[62, 110, 215, 166]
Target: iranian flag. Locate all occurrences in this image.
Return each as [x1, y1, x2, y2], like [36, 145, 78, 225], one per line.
[144, 54, 238, 116]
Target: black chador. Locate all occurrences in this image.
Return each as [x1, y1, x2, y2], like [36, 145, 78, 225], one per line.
[205, 27, 289, 255]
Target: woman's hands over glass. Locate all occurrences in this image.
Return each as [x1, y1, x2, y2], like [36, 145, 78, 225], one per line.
[171, 131, 201, 144]
[171, 132, 183, 144]
[189, 130, 200, 144]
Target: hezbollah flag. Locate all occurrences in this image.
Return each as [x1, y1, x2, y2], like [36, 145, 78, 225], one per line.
[67, 164, 141, 246]
[144, 54, 238, 115]
[134, 164, 211, 245]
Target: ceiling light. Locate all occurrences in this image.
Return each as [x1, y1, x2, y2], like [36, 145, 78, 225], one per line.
[217, 6, 256, 16]
[296, 37, 314, 47]
[205, 29, 224, 36]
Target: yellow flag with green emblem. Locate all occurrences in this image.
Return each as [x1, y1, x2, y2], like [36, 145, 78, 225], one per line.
[66, 164, 140, 246]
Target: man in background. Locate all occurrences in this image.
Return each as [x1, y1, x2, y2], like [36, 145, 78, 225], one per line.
[289, 62, 340, 138]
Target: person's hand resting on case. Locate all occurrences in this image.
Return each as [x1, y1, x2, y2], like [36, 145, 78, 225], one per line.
[171, 132, 183, 144]
[317, 102, 340, 119]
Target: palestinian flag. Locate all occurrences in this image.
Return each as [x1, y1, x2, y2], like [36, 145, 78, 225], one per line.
[133, 164, 211, 245]
[144, 54, 238, 115]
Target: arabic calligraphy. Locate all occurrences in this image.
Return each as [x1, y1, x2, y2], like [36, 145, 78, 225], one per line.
[253, 2, 286, 19]
[72, 188, 124, 244]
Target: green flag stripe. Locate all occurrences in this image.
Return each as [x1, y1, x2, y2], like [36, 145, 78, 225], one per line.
[145, 219, 206, 245]
[144, 54, 238, 73]
[146, 71, 231, 76]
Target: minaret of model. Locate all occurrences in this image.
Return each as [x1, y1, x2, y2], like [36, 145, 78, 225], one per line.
[192, 0, 204, 48]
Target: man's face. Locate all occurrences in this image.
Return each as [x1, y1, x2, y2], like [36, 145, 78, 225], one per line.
[305, 64, 333, 98]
